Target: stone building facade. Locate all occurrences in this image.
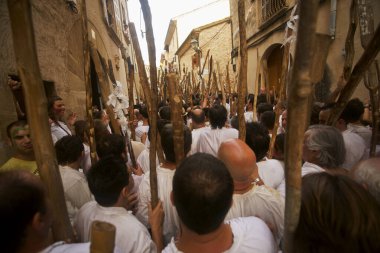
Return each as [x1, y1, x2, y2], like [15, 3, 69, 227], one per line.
[0, 0, 137, 165]
[229, 0, 380, 101]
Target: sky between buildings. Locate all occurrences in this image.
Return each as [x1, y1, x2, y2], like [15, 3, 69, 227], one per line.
[127, 0, 230, 65]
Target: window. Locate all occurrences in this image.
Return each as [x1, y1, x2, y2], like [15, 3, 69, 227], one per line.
[260, 0, 287, 26]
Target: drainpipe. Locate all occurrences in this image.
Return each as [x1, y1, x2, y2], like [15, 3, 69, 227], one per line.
[329, 0, 337, 39]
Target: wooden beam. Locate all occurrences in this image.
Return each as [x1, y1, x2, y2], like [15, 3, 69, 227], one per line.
[7, 0, 74, 242]
[237, 0, 247, 141]
[283, 1, 319, 252]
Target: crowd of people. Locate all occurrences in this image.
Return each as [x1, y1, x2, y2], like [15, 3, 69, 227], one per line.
[1, 91, 380, 253]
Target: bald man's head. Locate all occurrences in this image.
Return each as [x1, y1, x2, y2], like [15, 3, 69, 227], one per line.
[218, 139, 257, 184]
[191, 108, 205, 129]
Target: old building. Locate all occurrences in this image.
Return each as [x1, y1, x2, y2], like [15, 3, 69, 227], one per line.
[0, 0, 137, 165]
[229, 0, 380, 100]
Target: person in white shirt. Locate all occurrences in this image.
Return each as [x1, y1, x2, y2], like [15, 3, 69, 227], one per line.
[75, 156, 164, 252]
[197, 104, 238, 156]
[48, 96, 73, 143]
[302, 125, 346, 176]
[189, 107, 208, 155]
[218, 139, 284, 243]
[246, 122, 285, 196]
[55, 136, 92, 224]
[135, 106, 149, 144]
[163, 153, 276, 253]
[137, 124, 192, 245]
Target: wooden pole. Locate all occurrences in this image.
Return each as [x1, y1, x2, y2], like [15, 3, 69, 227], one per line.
[253, 49, 260, 122]
[90, 221, 116, 253]
[283, 1, 319, 252]
[139, 0, 159, 208]
[128, 66, 136, 141]
[81, 0, 97, 164]
[167, 74, 185, 166]
[90, 47, 121, 135]
[237, 0, 247, 140]
[7, 0, 74, 242]
[217, 62, 226, 106]
[327, 24, 380, 126]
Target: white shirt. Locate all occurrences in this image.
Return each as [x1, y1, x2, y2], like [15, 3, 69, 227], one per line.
[59, 165, 92, 224]
[51, 121, 71, 144]
[347, 123, 372, 149]
[135, 125, 149, 142]
[244, 111, 256, 123]
[257, 158, 285, 191]
[189, 126, 208, 155]
[301, 161, 325, 177]
[196, 127, 239, 157]
[162, 217, 276, 253]
[39, 241, 122, 253]
[136, 148, 159, 174]
[136, 165, 179, 245]
[225, 185, 285, 243]
[81, 144, 92, 174]
[75, 201, 156, 253]
[342, 130, 367, 170]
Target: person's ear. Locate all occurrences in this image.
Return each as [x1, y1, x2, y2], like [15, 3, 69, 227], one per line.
[121, 186, 129, 199]
[6, 138, 13, 147]
[31, 212, 48, 233]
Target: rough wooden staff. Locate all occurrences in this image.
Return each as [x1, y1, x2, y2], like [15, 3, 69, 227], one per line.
[268, 28, 292, 158]
[217, 62, 226, 106]
[90, 47, 121, 135]
[237, 0, 248, 140]
[81, 0, 97, 164]
[206, 56, 213, 96]
[139, 0, 159, 208]
[327, 24, 380, 126]
[358, 1, 379, 157]
[7, 0, 74, 242]
[90, 221, 116, 253]
[327, 0, 357, 104]
[167, 74, 185, 166]
[253, 49, 260, 123]
[283, 1, 319, 252]
[127, 64, 136, 141]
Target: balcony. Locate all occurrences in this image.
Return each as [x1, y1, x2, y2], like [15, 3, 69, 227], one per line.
[260, 0, 288, 28]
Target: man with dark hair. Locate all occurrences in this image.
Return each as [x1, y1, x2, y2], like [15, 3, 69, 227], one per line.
[1, 120, 38, 175]
[196, 104, 238, 156]
[345, 98, 372, 148]
[162, 153, 276, 252]
[135, 106, 149, 143]
[76, 156, 163, 252]
[137, 124, 192, 244]
[246, 122, 285, 197]
[257, 102, 273, 121]
[96, 133, 127, 160]
[260, 111, 275, 136]
[0, 170, 103, 253]
[189, 108, 208, 155]
[159, 105, 171, 121]
[55, 135, 91, 224]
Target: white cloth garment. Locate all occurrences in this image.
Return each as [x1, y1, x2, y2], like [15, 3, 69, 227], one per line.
[81, 144, 91, 174]
[75, 201, 156, 253]
[136, 148, 159, 174]
[244, 111, 256, 123]
[225, 185, 285, 243]
[196, 127, 239, 157]
[135, 125, 149, 143]
[39, 241, 122, 253]
[347, 123, 372, 149]
[341, 130, 367, 170]
[189, 126, 208, 155]
[257, 158, 285, 191]
[51, 121, 71, 144]
[59, 165, 92, 224]
[136, 165, 179, 245]
[162, 217, 276, 253]
[301, 161, 325, 177]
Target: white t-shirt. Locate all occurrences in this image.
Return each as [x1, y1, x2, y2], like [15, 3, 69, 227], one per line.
[136, 165, 179, 245]
[301, 161, 325, 177]
[162, 217, 276, 253]
[225, 185, 284, 243]
[347, 123, 372, 149]
[196, 127, 239, 157]
[75, 201, 156, 253]
[51, 121, 71, 144]
[342, 130, 367, 170]
[59, 165, 92, 224]
[189, 126, 208, 155]
[39, 241, 122, 253]
[136, 148, 159, 174]
[135, 125, 149, 142]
